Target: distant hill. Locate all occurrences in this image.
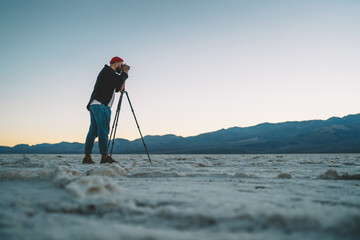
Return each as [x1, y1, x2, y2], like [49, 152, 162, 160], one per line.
[1, 113, 360, 154]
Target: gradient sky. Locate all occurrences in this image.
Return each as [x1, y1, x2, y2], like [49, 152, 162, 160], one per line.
[0, 0, 359, 147]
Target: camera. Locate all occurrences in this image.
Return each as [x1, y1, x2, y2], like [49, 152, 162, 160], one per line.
[116, 63, 126, 74]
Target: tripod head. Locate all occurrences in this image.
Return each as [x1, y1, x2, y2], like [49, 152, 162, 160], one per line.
[120, 81, 126, 93]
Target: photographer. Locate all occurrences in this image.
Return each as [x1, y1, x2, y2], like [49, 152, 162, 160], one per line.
[83, 56, 130, 164]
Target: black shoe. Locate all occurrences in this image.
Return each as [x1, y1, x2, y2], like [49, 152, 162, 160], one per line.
[82, 157, 95, 164]
[100, 156, 118, 164]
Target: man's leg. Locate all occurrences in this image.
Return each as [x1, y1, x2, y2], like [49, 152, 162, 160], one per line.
[96, 105, 118, 163]
[83, 106, 98, 164]
[95, 104, 110, 154]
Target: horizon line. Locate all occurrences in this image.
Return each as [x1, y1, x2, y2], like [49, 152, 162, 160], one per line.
[2, 112, 358, 148]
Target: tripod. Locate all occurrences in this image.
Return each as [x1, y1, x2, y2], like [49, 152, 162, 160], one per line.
[108, 88, 152, 164]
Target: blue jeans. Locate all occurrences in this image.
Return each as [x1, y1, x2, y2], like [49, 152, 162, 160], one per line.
[85, 104, 111, 154]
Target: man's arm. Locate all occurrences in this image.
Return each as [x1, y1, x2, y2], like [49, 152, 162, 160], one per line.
[122, 64, 130, 74]
[115, 72, 127, 92]
[114, 64, 130, 92]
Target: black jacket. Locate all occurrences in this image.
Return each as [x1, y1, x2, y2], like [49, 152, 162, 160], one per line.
[86, 65, 128, 110]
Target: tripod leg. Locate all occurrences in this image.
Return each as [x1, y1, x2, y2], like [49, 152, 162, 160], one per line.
[125, 91, 152, 164]
[109, 91, 125, 158]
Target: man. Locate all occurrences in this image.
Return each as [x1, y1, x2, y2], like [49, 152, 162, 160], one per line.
[83, 56, 130, 164]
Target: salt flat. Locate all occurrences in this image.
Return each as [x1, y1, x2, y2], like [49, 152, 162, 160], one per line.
[0, 154, 359, 240]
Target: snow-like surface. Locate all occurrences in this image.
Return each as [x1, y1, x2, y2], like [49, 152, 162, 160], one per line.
[0, 154, 359, 240]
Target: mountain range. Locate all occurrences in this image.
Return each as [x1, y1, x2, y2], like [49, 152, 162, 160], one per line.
[1, 113, 360, 154]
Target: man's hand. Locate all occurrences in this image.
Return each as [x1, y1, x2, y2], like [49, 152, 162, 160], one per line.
[123, 64, 130, 74]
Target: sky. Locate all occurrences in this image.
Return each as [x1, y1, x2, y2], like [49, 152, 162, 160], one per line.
[0, 0, 359, 147]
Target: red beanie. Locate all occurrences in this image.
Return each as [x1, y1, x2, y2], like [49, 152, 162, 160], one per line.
[110, 56, 123, 64]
